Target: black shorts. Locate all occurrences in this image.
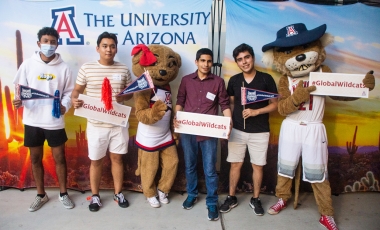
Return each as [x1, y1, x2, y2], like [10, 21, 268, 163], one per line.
[24, 125, 68, 147]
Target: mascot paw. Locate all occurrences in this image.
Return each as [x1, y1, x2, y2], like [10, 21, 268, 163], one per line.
[292, 80, 316, 106]
[363, 70, 375, 91]
[152, 100, 167, 120]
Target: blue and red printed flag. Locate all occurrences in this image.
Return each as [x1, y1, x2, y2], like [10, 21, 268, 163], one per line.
[117, 71, 155, 96]
[241, 87, 279, 105]
[17, 84, 58, 100]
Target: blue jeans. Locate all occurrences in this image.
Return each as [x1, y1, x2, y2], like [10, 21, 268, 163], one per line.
[181, 134, 218, 206]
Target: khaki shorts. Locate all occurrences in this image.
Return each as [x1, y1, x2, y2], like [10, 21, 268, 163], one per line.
[227, 128, 269, 165]
[86, 122, 129, 160]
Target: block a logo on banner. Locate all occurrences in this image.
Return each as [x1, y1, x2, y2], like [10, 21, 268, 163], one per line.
[51, 6, 84, 45]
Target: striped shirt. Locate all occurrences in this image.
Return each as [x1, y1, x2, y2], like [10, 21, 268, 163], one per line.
[76, 61, 132, 127]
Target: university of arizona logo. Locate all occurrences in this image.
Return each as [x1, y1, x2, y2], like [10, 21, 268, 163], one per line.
[51, 6, 84, 45]
[21, 89, 32, 99]
[247, 91, 257, 102]
[286, 25, 298, 37]
[137, 78, 148, 89]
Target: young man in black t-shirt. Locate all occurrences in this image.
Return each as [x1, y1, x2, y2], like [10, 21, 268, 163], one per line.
[220, 43, 278, 216]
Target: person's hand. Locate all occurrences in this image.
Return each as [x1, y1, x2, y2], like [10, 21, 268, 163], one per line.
[60, 104, 66, 115]
[173, 116, 179, 129]
[116, 94, 133, 103]
[72, 98, 84, 109]
[115, 95, 124, 103]
[242, 108, 260, 119]
[12, 99, 22, 109]
[363, 70, 375, 91]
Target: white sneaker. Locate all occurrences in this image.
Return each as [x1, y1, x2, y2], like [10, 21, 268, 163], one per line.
[158, 189, 169, 204]
[147, 196, 161, 208]
[29, 194, 49, 212]
[59, 194, 75, 209]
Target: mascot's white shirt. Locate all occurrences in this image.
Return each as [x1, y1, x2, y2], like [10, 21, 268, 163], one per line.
[13, 52, 74, 130]
[286, 75, 325, 123]
[135, 87, 174, 151]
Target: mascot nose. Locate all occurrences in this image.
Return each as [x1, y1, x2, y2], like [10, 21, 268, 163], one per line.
[296, 54, 306, 62]
[159, 70, 167, 76]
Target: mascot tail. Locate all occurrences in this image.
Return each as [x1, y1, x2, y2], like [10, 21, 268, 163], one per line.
[294, 161, 302, 209]
[135, 149, 142, 176]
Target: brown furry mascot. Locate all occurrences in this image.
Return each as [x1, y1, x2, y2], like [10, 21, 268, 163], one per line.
[261, 23, 375, 230]
[131, 44, 181, 208]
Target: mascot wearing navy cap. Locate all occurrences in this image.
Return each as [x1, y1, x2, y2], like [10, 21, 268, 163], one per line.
[262, 23, 375, 230]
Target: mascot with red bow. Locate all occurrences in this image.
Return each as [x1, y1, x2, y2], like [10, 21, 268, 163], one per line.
[131, 44, 182, 208]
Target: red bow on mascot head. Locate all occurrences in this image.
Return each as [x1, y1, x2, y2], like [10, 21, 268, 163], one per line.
[131, 44, 157, 66]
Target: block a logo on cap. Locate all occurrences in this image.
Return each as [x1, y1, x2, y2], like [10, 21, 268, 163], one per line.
[51, 6, 84, 45]
[286, 25, 298, 37]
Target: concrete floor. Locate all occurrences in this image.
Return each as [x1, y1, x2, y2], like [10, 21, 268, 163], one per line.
[0, 188, 379, 230]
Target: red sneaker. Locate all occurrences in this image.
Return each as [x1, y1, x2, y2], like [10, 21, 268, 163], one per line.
[319, 215, 339, 230]
[267, 198, 287, 215]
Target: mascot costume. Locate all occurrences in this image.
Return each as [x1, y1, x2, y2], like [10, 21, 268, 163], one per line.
[261, 23, 375, 230]
[131, 44, 181, 208]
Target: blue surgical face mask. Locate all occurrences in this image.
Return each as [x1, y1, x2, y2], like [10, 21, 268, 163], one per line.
[40, 44, 56, 58]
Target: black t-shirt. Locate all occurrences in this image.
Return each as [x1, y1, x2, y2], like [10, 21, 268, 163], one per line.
[227, 71, 278, 133]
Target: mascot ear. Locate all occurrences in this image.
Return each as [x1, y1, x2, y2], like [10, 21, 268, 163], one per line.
[175, 53, 182, 68]
[262, 49, 274, 67]
[132, 52, 142, 65]
[320, 33, 334, 48]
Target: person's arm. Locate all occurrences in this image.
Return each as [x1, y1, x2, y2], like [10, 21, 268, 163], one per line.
[12, 62, 26, 109]
[71, 84, 86, 109]
[173, 105, 183, 128]
[174, 76, 186, 128]
[242, 97, 278, 119]
[229, 96, 235, 116]
[60, 68, 75, 115]
[222, 107, 232, 139]
[218, 78, 232, 137]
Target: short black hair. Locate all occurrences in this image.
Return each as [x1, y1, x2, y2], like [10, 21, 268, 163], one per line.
[196, 48, 213, 61]
[97, 32, 118, 47]
[233, 43, 255, 62]
[37, 27, 59, 41]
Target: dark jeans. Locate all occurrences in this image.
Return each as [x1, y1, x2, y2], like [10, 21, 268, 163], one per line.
[181, 134, 218, 206]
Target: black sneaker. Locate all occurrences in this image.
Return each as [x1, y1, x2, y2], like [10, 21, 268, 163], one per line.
[249, 197, 264, 216]
[114, 192, 129, 208]
[88, 195, 102, 212]
[182, 196, 197, 210]
[207, 205, 219, 221]
[219, 195, 238, 213]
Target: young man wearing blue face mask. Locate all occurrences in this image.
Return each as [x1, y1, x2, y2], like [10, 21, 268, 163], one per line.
[13, 27, 75, 212]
